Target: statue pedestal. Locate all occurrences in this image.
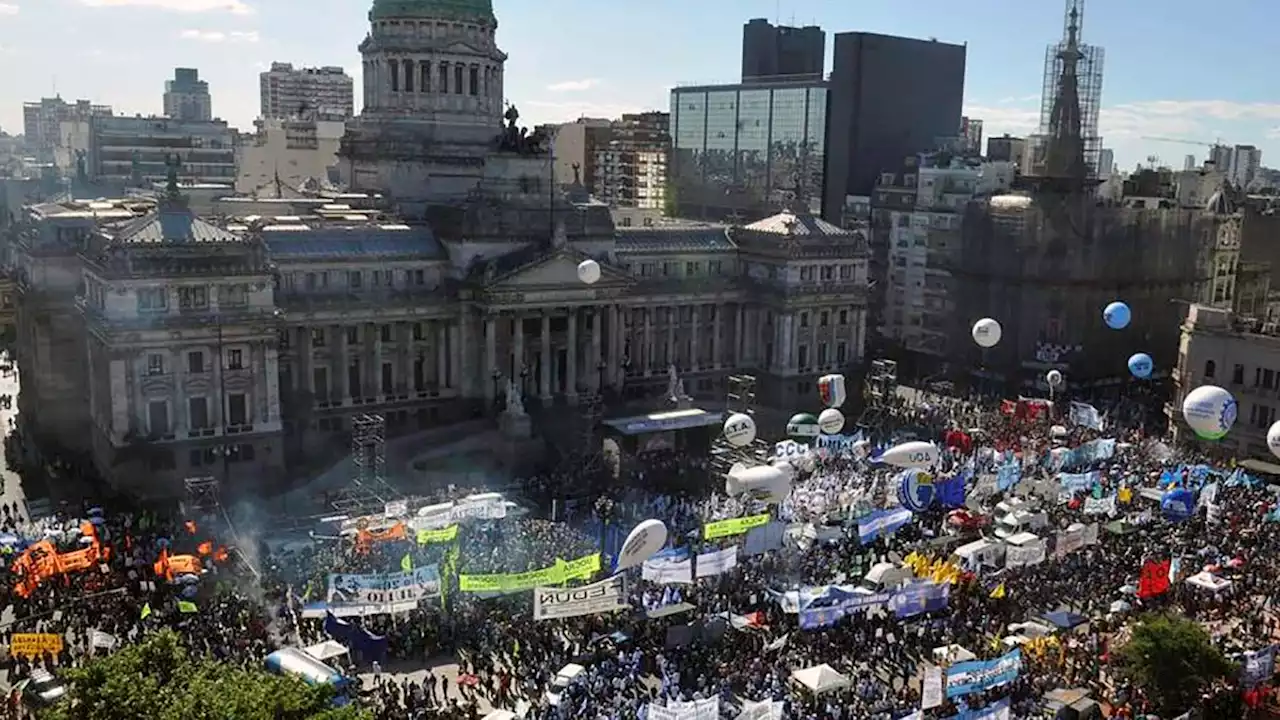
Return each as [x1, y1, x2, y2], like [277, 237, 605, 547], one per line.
[496, 410, 540, 470]
[499, 410, 532, 440]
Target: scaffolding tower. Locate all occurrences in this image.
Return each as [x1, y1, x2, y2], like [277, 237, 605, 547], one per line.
[711, 374, 770, 479]
[182, 475, 221, 519]
[856, 359, 899, 440]
[330, 413, 400, 515]
[577, 392, 603, 451]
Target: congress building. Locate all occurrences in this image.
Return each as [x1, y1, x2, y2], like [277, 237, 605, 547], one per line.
[6, 0, 870, 498]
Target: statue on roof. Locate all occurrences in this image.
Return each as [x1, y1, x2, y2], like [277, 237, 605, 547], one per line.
[571, 162, 581, 185]
[496, 104, 549, 156]
[504, 378, 525, 416]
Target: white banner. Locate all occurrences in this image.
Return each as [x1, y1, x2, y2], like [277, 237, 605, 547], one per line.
[1083, 495, 1116, 516]
[922, 665, 944, 709]
[651, 697, 720, 720]
[695, 547, 739, 579]
[1005, 542, 1046, 568]
[383, 500, 408, 519]
[643, 557, 693, 584]
[736, 699, 784, 720]
[1082, 522, 1100, 545]
[532, 575, 627, 621]
[412, 496, 507, 530]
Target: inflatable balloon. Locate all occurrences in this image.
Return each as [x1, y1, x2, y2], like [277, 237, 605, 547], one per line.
[1103, 301, 1131, 330]
[1127, 353, 1153, 379]
[786, 413, 820, 439]
[876, 441, 939, 469]
[1160, 488, 1195, 522]
[1181, 385, 1237, 440]
[817, 408, 845, 435]
[1046, 369, 1063, 387]
[971, 318, 1002, 348]
[722, 413, 757, 447]
[726, 463, 791, 503]
[851, 438, 871, 458]
[818, 374, 847, 408]
[896, 468, 936, 512]
[1268, 421, 1280, 460]
[616, 519, 667, 570]
[577, 258, 601, 285]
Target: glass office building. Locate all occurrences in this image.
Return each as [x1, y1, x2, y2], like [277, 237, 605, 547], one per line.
[670, 80, 827, 222]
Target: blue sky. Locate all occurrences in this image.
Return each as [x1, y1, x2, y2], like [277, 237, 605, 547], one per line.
[1, 0, 1277, 171]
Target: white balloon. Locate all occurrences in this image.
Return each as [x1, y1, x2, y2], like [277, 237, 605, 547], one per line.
[616, 519, 667, 570]
[723, 413, 757, 447]
[851, 439, 871, 458]
[577, 258, 602, 285]
[971, 318, 1002, 348]
[725, 464, 789, 500]
[817, 407, 845, 435]
[1181, 385, 1237, 440]
[877, 441, 939, 469]
[1269, 421, 1280, 460]
[1046, 369, 1063, 387]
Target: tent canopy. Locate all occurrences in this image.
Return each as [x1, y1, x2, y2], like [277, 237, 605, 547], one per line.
[791, 663, 850, 694]
[1043, 610, 1088, 630]
[302, 640, 348, 662]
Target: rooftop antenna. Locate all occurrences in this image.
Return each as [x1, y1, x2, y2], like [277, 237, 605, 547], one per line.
[774, 0, 779, 23]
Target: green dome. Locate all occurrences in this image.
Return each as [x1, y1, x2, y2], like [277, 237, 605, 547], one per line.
[369, 0, 495, 23]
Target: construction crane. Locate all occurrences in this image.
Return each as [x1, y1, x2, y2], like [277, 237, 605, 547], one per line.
[1141, 136, 1227, 147]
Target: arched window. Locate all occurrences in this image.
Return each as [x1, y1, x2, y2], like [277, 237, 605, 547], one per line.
[1205, 360, 1216, 378]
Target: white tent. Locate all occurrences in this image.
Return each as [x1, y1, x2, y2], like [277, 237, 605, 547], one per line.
[302, 640, 348, 662]
[790, 663, 851, 694]
[481, 711, 516, 720]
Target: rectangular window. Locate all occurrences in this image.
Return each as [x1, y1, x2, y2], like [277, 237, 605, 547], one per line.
[311, 328, 326, 348]
[146, 353, 165, 376]
[188, 397, 209, 429]
[348, 271, 362, 289]
[137, 288, 168, 312]
[227, 393, 248, 426]
[346, 327, 359, 345]
[469, 66, 479, 95]
[148, 401, 168, 435]
[226, 349, 244, 370]
[187, 351, 204, 374]
[177, 286, 208, 310]
[380, 325, 392, 343]
[454, 64, 464, 94]
[381, 362, 394, 394]
[218, 284, 248, 307]
[313, 367, 329, 399]
[412, 322, 424, 341]
[348, 360, 362, 398]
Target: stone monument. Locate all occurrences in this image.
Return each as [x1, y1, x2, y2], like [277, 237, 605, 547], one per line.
[499, 378, 531, 439]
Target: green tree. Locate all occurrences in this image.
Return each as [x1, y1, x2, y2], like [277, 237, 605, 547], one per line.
[40, 630, 372, 720]
[1114, 613, 1236, 716]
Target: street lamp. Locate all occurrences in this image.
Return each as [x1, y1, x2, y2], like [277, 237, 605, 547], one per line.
[491, 369, 502, 409]
[519, 365, 530, 396]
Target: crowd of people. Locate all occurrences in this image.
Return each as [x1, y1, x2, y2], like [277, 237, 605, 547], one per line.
[0, 386, 1274, 720]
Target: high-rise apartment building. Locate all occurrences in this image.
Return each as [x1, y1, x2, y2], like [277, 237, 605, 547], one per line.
[550, 118, 613, 191]
[821, 32, 966, 220]
[741, 18, 825, 82]
[1207, 144, 1263, 189]
[592, 112, 670, 210]
[670, 79, 828, 221]
[259, 63, 355, 120]
[22, 98, 113, 159]
[959, 117, 983, 155]
[163, 68, 213, 122]
[1097, 148, 1114, 178]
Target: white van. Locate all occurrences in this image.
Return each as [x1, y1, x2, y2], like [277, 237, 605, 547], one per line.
[545, 663, 586, 707]
[860, 562, 913, 593]
[951, 539, 1005, 569]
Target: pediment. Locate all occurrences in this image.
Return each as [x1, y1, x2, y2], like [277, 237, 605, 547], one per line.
[444, 41, 483, 55]
[489, 252, 630, 289]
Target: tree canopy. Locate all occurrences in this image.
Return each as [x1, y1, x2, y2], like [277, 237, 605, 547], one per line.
[39, 630, 372, 720]
[1113, 613, 1237, 716]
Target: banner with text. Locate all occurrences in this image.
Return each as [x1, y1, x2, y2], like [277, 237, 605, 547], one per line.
[704, 513, 770, 540]
[458, 552, 601, 593]
[945, 648, 1022, 698]
[533, 574, 627, 620]
[325, 566, 441, 616]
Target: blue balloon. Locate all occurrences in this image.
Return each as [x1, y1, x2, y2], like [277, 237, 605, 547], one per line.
[1103, 301, 1131, 330]
[897, 469, 936, 512]
[1161, 488, 1195, 522]
[1128, 353, 1153, 379]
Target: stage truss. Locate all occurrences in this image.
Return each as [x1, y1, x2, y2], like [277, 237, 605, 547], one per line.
[856, 358, 900, 439]
[329, 413, 401, 516]
[710, 374, 770, 478]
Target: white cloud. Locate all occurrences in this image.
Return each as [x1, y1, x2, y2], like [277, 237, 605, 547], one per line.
[81, 0, 253, 14]
[967, 98, 1280, 169]
[546, 78, 599, 93]
[179, 28, 258, 43]
[520, 99, 649, 125]
[0, 3, 18, 15]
